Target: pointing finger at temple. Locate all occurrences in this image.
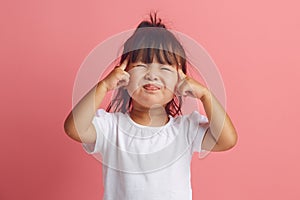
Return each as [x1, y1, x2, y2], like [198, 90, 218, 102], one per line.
[118, 58, 129, 71]
[177, 68, 187, 81]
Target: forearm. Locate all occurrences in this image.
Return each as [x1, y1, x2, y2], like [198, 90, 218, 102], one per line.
[64, 81, 107, 135]
[200, 89, 237, 146]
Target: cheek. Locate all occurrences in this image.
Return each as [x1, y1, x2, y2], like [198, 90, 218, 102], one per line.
[163, 75, 178, 92]
[128, 67, 146, 80]
[126, 68, 144, 94]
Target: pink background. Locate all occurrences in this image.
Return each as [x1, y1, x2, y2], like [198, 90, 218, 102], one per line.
[1, 0, 299, 199]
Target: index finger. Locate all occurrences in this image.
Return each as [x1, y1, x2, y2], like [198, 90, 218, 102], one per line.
[118, 58, 129, 71]
[177, 68, 187, 80]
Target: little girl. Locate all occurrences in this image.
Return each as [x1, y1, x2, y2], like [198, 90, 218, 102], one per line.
[64, 13, 237, 200]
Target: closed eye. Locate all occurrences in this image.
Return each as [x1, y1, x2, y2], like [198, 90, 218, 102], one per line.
[135, 64, 147, 68]
[161, 67, 173, 72]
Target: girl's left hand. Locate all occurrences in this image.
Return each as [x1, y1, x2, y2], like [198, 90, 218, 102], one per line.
[176, 69, 209, 101]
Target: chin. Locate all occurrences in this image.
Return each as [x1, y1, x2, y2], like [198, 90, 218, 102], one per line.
[131, 98, 167, 109]
[130, 90, 173, 108]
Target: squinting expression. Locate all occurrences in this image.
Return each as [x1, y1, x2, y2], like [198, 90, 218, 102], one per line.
[125, 61, 179, 109]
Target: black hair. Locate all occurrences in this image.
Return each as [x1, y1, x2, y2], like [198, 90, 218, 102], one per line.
[106, 12, 187, 117]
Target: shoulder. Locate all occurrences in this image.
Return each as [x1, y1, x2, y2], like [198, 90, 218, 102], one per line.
[95, 109, 114, 117]
[94, 109, 126, 119]
[173, 111, 208, 125]
[93, 109, 128, 128]
[171, 111, 209, 139]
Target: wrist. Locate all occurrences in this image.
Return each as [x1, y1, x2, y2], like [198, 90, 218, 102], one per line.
[97, 81, 109, 93]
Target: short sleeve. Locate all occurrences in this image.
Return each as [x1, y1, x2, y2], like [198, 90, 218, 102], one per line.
[82, 109, 108, 155]
[188, 111, 209, 153]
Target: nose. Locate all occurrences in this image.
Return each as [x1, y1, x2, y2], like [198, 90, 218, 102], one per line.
[144, 69, 159, 81]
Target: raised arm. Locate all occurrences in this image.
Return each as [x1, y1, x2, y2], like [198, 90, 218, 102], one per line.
[63, 60, 129, 143]
[200, 90, 238, 151]
[176, 69, 238, 152]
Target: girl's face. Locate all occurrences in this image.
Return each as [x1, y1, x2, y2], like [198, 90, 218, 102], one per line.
[125, 59, 179, 109]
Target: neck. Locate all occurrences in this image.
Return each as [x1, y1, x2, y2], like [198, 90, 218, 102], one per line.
[129, 105, 169, 127]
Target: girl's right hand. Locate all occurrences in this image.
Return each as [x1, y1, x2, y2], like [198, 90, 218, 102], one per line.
[100, 59, 130, 91]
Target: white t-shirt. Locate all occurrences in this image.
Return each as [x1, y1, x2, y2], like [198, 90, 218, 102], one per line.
[83, 109, 209, 200]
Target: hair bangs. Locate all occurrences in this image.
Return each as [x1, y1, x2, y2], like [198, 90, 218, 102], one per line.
[128, 48, 180, 66]
[123, 27, 186, 67]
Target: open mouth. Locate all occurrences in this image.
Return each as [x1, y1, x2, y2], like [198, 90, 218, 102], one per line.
[143, 84, 161, 91]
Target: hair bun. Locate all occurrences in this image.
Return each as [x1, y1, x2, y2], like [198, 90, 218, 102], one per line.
[137, 12, 166, 29]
